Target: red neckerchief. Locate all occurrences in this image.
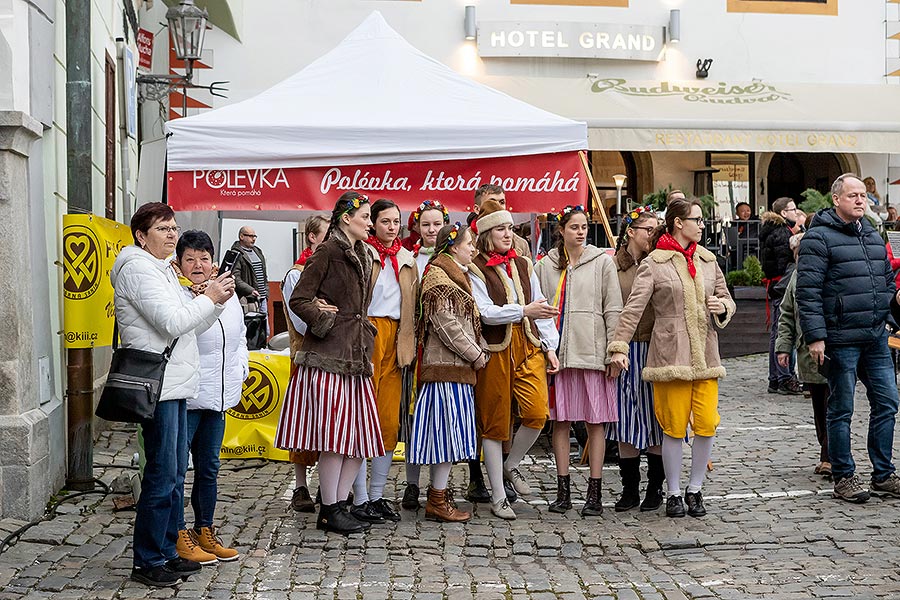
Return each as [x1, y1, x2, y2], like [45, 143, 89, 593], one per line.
[656, 232, 697, 278]
[366, 235, 401, 282]
[485, 249, 519, 278]
[296, 247, 313, 266]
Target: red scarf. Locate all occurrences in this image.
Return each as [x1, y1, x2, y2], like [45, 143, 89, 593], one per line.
[656, 232, 698, 278]
[485, 249, 519, 277]
[296, 247, 314, 266]
[366, 235, 401, 282]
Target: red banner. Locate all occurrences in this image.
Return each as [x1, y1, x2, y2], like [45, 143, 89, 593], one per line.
[167, 152, 586, 214]
[137, 28, 154, 72]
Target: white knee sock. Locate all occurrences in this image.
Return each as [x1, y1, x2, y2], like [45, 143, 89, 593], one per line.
[483, 439, 506, 504]
[338, 457, 363, 503]
[405, 462, 422, 487]
[687, 435, 715, 493]
[369, 453, 393, 501]
[431, 462, 452, 490]
[662, 434, 684, 497]
[351, 459, 369, 505]
[505, 426, 541, 470]
[317, 452, 343, 506]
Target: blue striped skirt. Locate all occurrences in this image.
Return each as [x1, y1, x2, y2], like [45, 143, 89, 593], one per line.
[407, 381, 477, 465]
[606, 341, 663, 450]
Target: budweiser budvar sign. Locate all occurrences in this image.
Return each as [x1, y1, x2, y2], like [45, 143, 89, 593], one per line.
[167, 152, 586, 213]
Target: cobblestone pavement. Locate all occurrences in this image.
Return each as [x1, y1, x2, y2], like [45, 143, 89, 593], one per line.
[3, 354, 900, 599]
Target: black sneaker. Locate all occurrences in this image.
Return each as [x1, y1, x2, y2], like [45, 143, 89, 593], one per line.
[666, 495, 686, 518]
[401, 483, 421, 510]
[767, 383, 779, 394]
[465, 479, 492, 503]
[164, 557, 201, 579]
[370, 498, 402, 522]
[350, 501, 386, 524]
[290, 486, 316, 513]
[130, 565, 181, 587]
[778, 379, 803, 396]
[684, 491, 707, 517]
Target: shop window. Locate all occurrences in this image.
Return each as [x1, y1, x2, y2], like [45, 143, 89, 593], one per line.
[726, 0, 837, 16]
[709, 152, 754, 220]
[590, 151, 636, 216]
[512, 0, 628, 6]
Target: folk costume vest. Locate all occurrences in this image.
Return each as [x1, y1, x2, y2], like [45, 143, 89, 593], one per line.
[468, 253, 541, 352]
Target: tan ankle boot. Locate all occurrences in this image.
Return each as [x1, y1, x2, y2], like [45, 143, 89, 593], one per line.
[425, 487, 471, 523]
[195, 526, 239, 562]
[176, 529, 218, 565]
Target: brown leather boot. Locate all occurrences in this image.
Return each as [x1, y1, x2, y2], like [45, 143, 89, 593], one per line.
[425, 487, 471, 523]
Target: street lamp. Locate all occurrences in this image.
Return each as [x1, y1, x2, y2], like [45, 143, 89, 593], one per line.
[613, 174, 627, 216]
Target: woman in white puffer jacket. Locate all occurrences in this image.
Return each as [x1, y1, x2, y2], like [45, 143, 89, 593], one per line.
[172, 230, 249, 566]
[110, 203, 234, 588]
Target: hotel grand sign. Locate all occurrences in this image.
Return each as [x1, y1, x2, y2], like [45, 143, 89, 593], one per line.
[477, 21, 666, 61]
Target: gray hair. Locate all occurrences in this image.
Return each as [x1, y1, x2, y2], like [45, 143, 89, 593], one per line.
[831, 173, 863, 198]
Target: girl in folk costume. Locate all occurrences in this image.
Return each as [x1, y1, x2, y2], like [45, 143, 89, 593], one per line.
[468, 199, 560, 520]
[402, 200, 451, 510]
[534, 206, 623, 516]
[350, 199, 419, 523]
[608, 198, 736, 519]
[280, 214, 330, 514]
[408, 223, 486, 522]
[607, 207, 667, 513]
[274, 192, 382, 535]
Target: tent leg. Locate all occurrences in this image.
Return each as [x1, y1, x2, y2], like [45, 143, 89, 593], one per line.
[578, 151, 615, 247]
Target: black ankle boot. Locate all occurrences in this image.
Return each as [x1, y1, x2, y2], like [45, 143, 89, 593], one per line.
[548, 474, 572, 513]
[641, 453, 665, 512]
[466, 460, 492, 503]
[581, 477, 603, 517]
[614, 457, 641, 512]
[316, 502, 367, 535]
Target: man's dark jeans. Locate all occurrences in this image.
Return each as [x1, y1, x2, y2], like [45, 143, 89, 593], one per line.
[826, 331, 899, 483]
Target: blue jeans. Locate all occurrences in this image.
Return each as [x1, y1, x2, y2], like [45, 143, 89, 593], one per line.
[768, 297, 796, 385]
[179, 410, 226, 530]
[133, 399, 188, 568]
[826, 332, 899, 482]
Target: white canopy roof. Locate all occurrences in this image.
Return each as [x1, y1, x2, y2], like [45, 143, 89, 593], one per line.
[165, 12, 587, 171]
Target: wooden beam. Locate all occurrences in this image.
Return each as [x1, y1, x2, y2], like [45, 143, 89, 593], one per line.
[578, 151, 616, 247]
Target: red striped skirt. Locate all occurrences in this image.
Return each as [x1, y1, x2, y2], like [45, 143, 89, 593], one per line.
[274, 366, 384, 459]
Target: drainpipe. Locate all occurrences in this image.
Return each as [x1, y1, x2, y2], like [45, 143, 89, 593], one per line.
[65, 0, 94, 492]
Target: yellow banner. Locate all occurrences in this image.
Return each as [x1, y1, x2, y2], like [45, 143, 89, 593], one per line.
[221, 351, 292, 461]
[62, 214, 133, 348]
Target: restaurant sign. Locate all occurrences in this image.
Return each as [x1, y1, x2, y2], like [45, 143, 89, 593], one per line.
[477, 21, 666, 61]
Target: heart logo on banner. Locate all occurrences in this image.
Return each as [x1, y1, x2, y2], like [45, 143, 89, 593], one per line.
[63, 231, 99, 294]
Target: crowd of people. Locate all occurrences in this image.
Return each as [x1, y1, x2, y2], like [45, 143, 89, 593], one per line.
[112, 173, 900, 588]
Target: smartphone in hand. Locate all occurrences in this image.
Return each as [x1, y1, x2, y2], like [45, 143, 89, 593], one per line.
[817, 354, 832, 378]
[220, 249, 239, 274]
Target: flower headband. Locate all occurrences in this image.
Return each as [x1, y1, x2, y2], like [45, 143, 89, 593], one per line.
[414, 200, 450, 224]
[556, 204, 585, 221]
[625, 205, 654, 225]
[437, 222, 464, 252]
[340, 194, 369, 216]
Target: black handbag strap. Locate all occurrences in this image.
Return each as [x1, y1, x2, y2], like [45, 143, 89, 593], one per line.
[111, 318, 179, 358]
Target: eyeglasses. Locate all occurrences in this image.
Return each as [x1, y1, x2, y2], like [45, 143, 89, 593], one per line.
[681, 217, 705, 225]
[153, 225, 181, 234]
[631, 226, 656, 233]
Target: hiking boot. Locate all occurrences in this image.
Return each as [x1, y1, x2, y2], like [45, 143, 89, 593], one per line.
[503, 466, 531, 496]
[290, 486, 316, 513]
[833, 474, 870, 503]
[401, 483, 421, 510]
[130, 565, 181, 587]
[778, 379, 803, 396]
[871, 473, 900, 498]
[370, 498, 402, 522]
[548, 474, 572, 514]
[581, 477, 603, 517]
[176, 529, 217, 565]
[490, 497, 517, 520]
[767, 383, 779, 394]
[195, 526, 239, 562]
[614, 457, 640, 512]
[425, 487, 471, 523]
[685, 490, 707, 517]
[350, 501, 386, 524]
[666, 495, 686, 518]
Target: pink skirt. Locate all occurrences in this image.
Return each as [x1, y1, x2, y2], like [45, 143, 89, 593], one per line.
[550, 368, 618, 424]
[274, 366, 385, 459]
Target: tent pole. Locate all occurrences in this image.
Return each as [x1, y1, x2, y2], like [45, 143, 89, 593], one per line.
[578, 151, 615, 247]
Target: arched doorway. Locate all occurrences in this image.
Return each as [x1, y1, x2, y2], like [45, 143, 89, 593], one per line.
[589, 150, 649, 215]
[765, 152, 845, 208]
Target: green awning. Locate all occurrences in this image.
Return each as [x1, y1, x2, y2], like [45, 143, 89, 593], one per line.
[162, 0, 241, 41]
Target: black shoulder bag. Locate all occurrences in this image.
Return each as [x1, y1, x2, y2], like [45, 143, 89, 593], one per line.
[95, 320, 179, 423]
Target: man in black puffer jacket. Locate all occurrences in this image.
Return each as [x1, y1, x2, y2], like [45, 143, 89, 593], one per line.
[797, 173, 899, 504]
[760, 197, 803, 395]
